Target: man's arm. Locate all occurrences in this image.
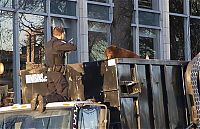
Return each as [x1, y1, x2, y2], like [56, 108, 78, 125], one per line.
[54, 40, 77, 52]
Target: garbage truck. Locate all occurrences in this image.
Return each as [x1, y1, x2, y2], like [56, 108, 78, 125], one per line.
[1, 53, 200, 129]
[0, 101, 108, 129]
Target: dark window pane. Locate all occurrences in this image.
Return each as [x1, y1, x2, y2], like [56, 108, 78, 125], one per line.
[139, 37, 154, 58]
[18, 0, 45, 12]
[0, 0, 12, 8]
[190, 0, 200, 16]
[139, 11, 159, 26]
[169, 0, 183, 14]
[19, 14, 45, 68]
[139, 28, 158, 59]
[88, 22, 110, 61]
[190, 19, 200, 58]
[169, 16, 184, 60]
[88, 4, 109, 20]
[51, 17, 77, 63]
[50, 0, 76, 16]
[0, 11, 13, 89]
[88, 0, 109, 3]
[138, 0, 152, 9]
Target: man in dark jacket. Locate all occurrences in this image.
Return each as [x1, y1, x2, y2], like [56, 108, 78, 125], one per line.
[31, 26, 76, 112]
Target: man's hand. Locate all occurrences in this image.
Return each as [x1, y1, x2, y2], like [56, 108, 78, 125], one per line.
[68, 38, 73, 44]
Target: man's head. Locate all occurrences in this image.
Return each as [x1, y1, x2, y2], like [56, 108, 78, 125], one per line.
[53, 26, 65, 39]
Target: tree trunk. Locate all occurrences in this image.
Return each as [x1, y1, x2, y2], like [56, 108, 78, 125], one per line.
[111, 0, 133, 50]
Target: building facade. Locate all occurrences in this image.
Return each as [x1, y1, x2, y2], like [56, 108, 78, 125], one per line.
[0, 0, 199, 103]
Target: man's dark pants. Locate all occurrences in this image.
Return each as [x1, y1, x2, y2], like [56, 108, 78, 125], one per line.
[45, 71, 69, 103]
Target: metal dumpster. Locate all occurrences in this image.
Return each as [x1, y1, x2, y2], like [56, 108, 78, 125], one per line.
[20, 58, 190, 129]
[81, 58, 190, 129]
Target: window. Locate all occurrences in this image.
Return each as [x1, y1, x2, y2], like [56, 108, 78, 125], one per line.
[190, 0, 200, 16]
[0, 0, 12, 8]
[88, 4, 110, 20]
[139, 11, 159, 26]
[138, 0, 152, 9]
[51, 17, 77, 63]
[0, 0, 95, 103]
[138, 0, 159, 10]
[88, 22, 110, 61]
[50, 0, 76, 16]
[0, 11, 13, 88]
[88, 0, 109, 3]
[139, 37, 154, 58]
[190, 18, 200, 58]
[169, 0, 183, 14]
[18, 0, 45, 13]
[169, 16, 184, 60]
[19, 14, 45, 68]
[139, 28, 158, 59]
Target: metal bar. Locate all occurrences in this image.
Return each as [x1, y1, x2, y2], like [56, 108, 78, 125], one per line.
[115, 58, 188, 66]
[13, 0, 21, 104]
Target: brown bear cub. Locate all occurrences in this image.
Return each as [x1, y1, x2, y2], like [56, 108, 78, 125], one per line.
[104, 45, 140, 59]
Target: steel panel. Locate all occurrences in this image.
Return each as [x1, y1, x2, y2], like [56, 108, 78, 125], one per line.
[117, 64, 132, 81]
[164, 65, 187, 128]
[136, 64, 151, 129]
[120, 98, 138, 129]
[151, 65, 166, 128]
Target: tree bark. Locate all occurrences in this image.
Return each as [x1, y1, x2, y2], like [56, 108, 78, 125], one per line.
[111, 0, 133, 50]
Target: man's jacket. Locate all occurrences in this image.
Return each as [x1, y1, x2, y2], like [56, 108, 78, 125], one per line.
[44, 37, 76, 67]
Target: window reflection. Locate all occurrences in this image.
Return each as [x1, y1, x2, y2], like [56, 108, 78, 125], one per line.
[139, 37, 154, 58]
[0, 0, 12, 8]
[88, 4, 109, 20]
[139, 0, 159, 10]
[51, 17, 77, 63]
[190, 18, 200, 58]
[88, 22, 110, 61]
[169, 16, 184, 60]
[19, 14, 45, 69]
[138, 0, 152, 9]
[88, 0, 109, 3]
[18, 0, 45, 13]
[190, 0, 200, 16]
[139, 28, 157, 59]
[50, 0, 76, 16]
[169, 0, 183, 14]
[0, 11, 13, 89]
[139, 11, 159, 26]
